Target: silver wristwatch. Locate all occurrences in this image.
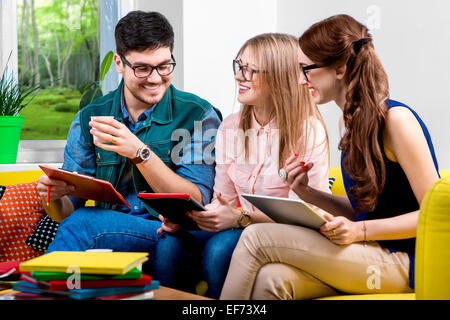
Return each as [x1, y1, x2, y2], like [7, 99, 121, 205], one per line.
[130, 144, 152, 164]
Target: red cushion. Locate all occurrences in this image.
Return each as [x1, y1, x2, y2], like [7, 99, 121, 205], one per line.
[0, 182, 45, 262]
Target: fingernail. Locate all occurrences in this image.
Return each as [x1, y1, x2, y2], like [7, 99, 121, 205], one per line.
[300, 161, 305, 165]
[294, 153, 298, 157]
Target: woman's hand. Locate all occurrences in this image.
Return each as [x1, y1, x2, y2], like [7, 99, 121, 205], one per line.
[89, 117, 143, 159]
[319, 212, 362, 245]
[157, 215, 181, 234]
[187, 194, 240, 232]
[283, 153, 313, 196]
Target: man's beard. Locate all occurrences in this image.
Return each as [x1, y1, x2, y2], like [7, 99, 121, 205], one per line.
[125, 82, 165, 106]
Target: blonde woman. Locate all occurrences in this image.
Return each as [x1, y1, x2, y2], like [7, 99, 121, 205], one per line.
[153, 33, 330, 299]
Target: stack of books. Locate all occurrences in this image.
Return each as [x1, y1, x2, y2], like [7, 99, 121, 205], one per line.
[12, 251, 159, 300]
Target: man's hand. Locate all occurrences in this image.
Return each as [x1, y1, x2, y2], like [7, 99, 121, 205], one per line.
[157, 215, 181, 234]
[89, 117, 143, 159]
[36, 174, 76, 204]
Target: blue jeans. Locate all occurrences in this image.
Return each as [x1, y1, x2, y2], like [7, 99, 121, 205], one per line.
[46, 207, 161, 255]
[152, 228, 243, 299]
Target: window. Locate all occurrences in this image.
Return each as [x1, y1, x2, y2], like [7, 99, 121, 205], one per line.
[0, 0, 125, 163]
[17, 0, 100, 140]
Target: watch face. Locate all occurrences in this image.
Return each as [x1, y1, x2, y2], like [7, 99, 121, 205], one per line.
[140, 146, 151, 161]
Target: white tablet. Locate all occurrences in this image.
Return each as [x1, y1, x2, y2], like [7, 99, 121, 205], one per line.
[241, 194, 327, 229]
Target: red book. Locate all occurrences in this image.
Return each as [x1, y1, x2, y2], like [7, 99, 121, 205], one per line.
[21, 274, 152, 291]
[0, 261, 23, 280]
[39, 165, 130, 207]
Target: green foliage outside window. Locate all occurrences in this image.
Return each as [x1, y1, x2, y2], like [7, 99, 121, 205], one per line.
[18, 0, 100, 140]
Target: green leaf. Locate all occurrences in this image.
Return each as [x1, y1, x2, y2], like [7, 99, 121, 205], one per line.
[0, 66, 40, 116]
[99, 50, 114, 84]
[79, 86, 103, 110]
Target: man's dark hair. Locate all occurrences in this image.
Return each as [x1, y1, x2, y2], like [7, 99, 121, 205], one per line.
[115, 11, 174, 56]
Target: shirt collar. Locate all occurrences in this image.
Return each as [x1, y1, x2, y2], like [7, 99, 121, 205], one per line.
[120, 87, 156, 125]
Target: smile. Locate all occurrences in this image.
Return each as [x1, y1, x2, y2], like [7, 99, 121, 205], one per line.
[239, 84, 250, 94]
[308, 87, 317, 96]
[143, 84, 160, 91]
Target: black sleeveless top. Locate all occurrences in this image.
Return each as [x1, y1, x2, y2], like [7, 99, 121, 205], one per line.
[341, 100, 440, 289]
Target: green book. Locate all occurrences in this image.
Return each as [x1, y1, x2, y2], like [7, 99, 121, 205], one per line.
[31, 267, 142, 281]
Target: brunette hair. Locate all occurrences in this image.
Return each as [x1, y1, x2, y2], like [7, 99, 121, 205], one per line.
[299, 14, 389, 212]
[236, 33, 328, 167]
[115, 11, 174, 56]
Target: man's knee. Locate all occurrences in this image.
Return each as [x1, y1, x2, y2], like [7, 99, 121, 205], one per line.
[60, 206, 107, 229]
[59, 207, 92, 227]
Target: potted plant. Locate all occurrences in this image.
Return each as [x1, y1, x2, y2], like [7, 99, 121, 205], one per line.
[0, 61, 39, 164]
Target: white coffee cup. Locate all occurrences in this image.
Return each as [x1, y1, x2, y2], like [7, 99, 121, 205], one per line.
[90, 116, 114, 143]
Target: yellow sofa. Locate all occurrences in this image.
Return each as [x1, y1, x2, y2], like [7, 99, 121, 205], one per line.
[1, 167, 450, 300]
[320, 168, 450, 300]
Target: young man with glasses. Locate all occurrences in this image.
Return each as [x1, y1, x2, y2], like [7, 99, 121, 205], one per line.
[37, 11, 221, 272]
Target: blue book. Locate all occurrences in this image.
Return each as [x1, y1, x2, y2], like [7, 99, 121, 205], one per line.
[12, 280, 160, 300]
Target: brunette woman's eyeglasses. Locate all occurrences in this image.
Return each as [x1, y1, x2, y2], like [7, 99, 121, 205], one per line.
[300, 64, 323, 82]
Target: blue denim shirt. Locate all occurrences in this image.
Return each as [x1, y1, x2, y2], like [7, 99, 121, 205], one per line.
[62, 91, 220, 218]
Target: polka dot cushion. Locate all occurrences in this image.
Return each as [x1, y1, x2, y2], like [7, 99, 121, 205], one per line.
[0, 182, 45, 262]
[25, 214, 59, 252]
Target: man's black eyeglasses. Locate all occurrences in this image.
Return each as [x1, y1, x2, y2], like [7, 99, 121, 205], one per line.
[300, 64, 323, 82]
[121, 55, 176, 78]
[233, 59, 261, 82]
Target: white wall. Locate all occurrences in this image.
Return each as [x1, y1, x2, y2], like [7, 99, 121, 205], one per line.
[182, 0, 277, 117]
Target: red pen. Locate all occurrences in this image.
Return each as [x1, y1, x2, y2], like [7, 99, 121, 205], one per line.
[46, 185, 50, 206]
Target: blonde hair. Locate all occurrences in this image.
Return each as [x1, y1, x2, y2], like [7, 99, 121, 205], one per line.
[237, 33, 328, 167]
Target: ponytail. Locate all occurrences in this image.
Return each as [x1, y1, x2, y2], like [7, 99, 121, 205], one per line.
[300, 14, 390, 212]
[340, 40, 389, 212]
